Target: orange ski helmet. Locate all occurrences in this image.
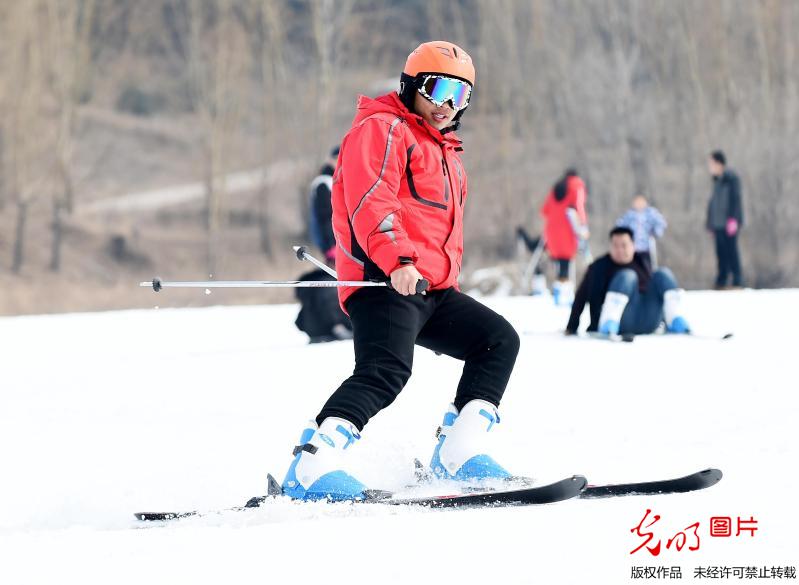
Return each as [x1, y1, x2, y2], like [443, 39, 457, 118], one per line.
[404, 41, 475, 86]
[398, 41, 475, 125]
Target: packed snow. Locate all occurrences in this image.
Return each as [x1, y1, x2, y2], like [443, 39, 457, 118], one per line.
[1, 288, 796, 584]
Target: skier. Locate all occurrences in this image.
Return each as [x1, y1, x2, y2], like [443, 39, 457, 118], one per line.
[565, 226, 690, 337]
[540, 169, 589, 305]
[281, 41, 520, 501]
[308, 146, 340, 262]
[615, 194, 667, 271]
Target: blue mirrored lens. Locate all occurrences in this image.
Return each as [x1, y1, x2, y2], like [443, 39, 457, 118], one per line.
[423, 77, 470, 109]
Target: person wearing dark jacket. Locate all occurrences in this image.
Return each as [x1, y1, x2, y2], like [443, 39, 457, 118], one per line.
[707, 150, 744, 288]
[566, 227, 690, 336]
[308, 146, 340, 262]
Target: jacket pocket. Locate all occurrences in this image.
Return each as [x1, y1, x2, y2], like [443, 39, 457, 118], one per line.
[405, 144, 447, 210]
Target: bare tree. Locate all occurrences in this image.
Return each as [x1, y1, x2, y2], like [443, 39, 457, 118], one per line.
[42, 0, 97, 271]
[250, 0, 289, 258]
[176, 0, 250, 274]
[1, 2, 52, 273]
[310, 0, 355, 154]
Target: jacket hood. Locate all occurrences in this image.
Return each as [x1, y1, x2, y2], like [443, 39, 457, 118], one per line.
[352, 92, 462, 146]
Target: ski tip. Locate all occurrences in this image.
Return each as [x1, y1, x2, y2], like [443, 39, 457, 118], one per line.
[700, 468, 723, 484]
[570, 475, 588, 490]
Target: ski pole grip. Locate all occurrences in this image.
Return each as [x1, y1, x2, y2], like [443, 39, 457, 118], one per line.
[383, 278, 429, 295]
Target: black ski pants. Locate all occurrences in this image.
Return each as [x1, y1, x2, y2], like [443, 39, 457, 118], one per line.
[713, 229, 743, 287]
[316, 287, 520, 431]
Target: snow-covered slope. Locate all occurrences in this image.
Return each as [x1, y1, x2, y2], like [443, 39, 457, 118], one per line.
[1, 289, 795, 584]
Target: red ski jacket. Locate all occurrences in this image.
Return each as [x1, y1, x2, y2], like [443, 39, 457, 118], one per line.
[540, 175, 588, 260]
[331, 92, 467, 309]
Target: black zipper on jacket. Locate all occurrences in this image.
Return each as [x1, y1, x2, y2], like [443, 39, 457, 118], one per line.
[440, 154, 461, 206]
[441, 157, 450, 203]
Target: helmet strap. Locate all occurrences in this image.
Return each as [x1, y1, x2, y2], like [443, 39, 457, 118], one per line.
[398, 73, 419, 114]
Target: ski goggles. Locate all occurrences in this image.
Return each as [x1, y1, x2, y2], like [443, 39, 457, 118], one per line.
[418, 75, 472, 111]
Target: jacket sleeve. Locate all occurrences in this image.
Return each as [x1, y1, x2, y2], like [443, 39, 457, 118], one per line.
[566, 266, 591, 334]
[573, 179, 588, 224]
[650, 207, 667, 237]
[540, 192, 552, 218]
[729, 174, 743, 226]
[706, 196, 712, 230]
[341, 118, 419, 275]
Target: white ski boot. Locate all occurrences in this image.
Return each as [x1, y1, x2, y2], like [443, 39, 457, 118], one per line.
[282, 417, 367, 501]
[598, 291, 629, 336]
[429, 400, 511, 481]
[552, 280, 574, 306]
[664, 289, 691, 333]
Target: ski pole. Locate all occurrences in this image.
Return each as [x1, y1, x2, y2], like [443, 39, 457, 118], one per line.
[140, 277, 429, 294]
[291, 244, 428, 295]
[649, 236, 658, 269]
[293, 245, 337, 278]
[522, 235, 546, 293]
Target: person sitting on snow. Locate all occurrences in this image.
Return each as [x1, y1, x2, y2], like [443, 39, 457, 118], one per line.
[565, 226, 690, 337]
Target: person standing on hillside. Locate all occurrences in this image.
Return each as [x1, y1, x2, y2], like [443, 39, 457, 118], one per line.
[279, 41, 520, 501]
[540, 168, 589, 305]
[707, 150, 744, 289]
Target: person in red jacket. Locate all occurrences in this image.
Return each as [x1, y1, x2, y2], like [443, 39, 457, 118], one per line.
[540, 169, 589, 305]
[281, 41, 521, 501]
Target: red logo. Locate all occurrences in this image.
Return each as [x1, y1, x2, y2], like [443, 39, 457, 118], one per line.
[736, 516, 759, 537]
[710, 516, 732, 537]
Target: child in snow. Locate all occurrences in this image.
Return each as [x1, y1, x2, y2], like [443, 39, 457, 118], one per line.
[615, 194, 667, 271]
